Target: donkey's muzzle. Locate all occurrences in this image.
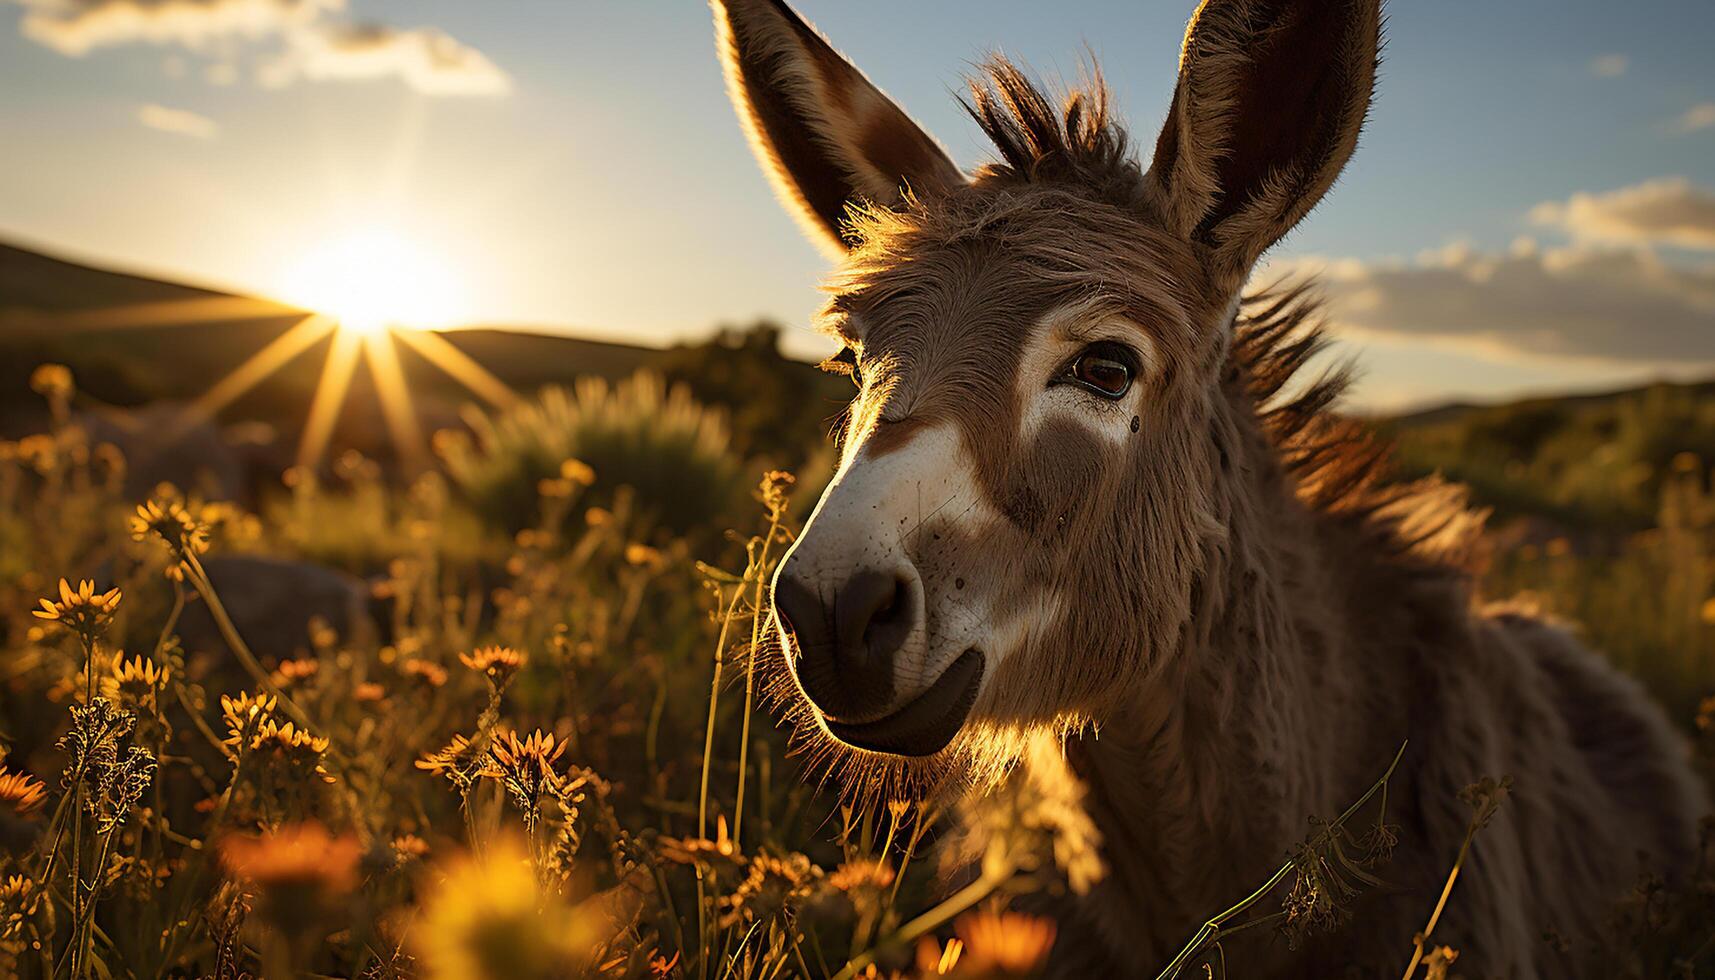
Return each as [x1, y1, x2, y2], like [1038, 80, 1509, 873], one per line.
[774, 567, 918, 723]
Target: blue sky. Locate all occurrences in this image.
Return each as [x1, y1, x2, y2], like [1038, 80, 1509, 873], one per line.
[2, 0, 1713, 410]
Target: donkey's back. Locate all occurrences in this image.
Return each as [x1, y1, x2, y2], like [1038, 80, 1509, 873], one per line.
[1399, 604, 1706, 978]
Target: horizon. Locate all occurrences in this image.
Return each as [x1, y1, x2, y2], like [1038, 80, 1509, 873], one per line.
[3, 0, 1714, 411]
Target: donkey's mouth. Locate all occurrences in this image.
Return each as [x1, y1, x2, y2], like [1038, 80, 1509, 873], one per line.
[825, 649, 983, 757]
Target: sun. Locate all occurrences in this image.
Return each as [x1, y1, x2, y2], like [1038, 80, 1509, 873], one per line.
[278, 226, 468, 335]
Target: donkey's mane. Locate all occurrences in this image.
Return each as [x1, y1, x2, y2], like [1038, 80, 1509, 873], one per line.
[965, 58, 1487, 571]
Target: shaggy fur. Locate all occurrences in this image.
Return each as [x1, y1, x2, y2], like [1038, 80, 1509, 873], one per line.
[711, 0, 1709, 975]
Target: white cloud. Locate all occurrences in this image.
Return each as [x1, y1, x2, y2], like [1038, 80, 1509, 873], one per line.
[1589, 53, 1628, 78]
[1674, 103, 1715, 135]
[260, 22, 509, 96]
[10, 0, 338, 55]
[1269, 241, 1715, 364]
[136, 101, 218, 139]
[1529, 178, 1715, 251]
[6, 0, 509, 97]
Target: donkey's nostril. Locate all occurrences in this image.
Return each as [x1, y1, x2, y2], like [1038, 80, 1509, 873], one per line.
[774, 565, 918, 722]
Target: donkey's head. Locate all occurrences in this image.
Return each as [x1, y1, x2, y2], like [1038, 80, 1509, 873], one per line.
[714, 0, 1380, 788]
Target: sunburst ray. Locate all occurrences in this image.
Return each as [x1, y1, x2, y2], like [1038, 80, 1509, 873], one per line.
[296, 327, 365, 472]
[363, 328, 427, 474]
[391, 327, 519, 409]
[172, 314, 337, 436]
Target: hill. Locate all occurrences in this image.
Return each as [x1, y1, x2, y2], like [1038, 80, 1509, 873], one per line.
[0, 239, 846, 462]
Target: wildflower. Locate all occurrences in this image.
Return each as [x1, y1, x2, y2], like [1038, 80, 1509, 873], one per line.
[222, 821, 361, 944]
[354, 681, 386, 703]
[249, 719, 333, 783]
[392, 834, 430, 863]
[624, 543, 665, 569]
[724, 851, 816, 925]
[130, 497, 210, 579]
[33, 578, 121, 639]
[486, 729, 568, 824]
[953, 910, 1057, 977]
[827, 857, 895, 895]
[560, 458, 596, 486]
[0, 769, 46, 814]
[58, 699, 155, 833]
[0, 875, 35, 940]
[414, 837, 595, 980]
[417, 734, 488, 787]
[105, 654, 168, 706]
[757, 469, 796, 521]
[584, 506, 612, 528]
[402, 658, 449, 689]
[271, 658, 320, 686]
[459, 646, 526, 686]
[29, 363, 73, 401]
[219, 691, 277, 746]
[658, 816, 744, 883]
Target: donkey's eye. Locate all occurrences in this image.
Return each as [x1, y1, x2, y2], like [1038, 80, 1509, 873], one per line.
[1060, 342, 1136, 399]
[819, 346, 863, 388]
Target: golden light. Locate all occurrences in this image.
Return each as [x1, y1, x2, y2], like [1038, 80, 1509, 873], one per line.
[277, 226, 468, 335]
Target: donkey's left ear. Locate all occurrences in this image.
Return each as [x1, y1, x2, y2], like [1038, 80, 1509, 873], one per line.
[1145, 0, 1381, 279]
[712, 0, 964, 255]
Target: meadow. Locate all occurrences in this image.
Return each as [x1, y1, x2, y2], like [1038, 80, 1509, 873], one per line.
[0, 354, 1711, 979]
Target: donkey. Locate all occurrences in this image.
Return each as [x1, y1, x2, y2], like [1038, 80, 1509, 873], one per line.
[711, 0, 1708, 975]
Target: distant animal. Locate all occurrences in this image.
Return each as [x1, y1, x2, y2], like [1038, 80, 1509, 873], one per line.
[709, 0, 1709, 975]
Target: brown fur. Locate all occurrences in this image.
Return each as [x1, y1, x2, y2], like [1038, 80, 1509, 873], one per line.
[711, 0, 1709, 975]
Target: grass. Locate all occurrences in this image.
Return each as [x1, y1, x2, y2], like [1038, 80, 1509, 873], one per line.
[0, 367, 1710, 977]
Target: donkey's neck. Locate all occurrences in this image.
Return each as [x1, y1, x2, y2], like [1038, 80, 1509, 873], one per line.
[1051, 386, 1420, 959]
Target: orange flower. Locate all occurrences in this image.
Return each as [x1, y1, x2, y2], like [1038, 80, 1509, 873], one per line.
[0, 769, 46, 814]
[952, 911, 1056, 976]
[458, 646, 526, 685]
[221, 821, 360, 894]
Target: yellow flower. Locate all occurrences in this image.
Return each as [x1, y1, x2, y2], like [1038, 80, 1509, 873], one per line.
[414, 837, 595, 980]
[459, 646, 526, 685]
[354, 681, 386, 703]
[219, 691, 277, 745]
[29, 363, 73, 400]
[249, 719, 333, 782]
[32, 579, 121, 638]
[130, 497, 211, 580]
[559, 458, 596, 487]
[0, 769, 47, 814]
[624, 543, 665, 569]
[105, 654, 168, 705]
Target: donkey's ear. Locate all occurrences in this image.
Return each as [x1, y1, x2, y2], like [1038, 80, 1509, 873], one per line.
[1145, 0, 1381, 277]
[712, 0, 964, 254]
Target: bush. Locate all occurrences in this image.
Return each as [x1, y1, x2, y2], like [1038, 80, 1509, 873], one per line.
[437, 373, 751, 539]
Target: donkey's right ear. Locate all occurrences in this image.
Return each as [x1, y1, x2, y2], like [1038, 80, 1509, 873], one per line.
[712, 0, 963, 255]
[1145, 0, 1381, 281]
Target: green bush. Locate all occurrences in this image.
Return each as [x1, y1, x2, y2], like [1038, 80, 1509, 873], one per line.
[437, 373, 751, 539]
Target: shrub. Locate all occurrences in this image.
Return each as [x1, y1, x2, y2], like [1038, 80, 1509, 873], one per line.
[437, 373, 751, 539]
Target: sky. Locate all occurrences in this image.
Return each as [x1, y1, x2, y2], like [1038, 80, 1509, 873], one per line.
[1, 0, 1713, 411]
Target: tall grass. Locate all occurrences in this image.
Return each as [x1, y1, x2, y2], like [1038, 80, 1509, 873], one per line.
[0, 368, 1709, 977]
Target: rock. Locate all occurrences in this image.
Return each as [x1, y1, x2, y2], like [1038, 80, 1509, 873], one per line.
[177, 555, 375, 664]
[81, 403, 244, 503]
